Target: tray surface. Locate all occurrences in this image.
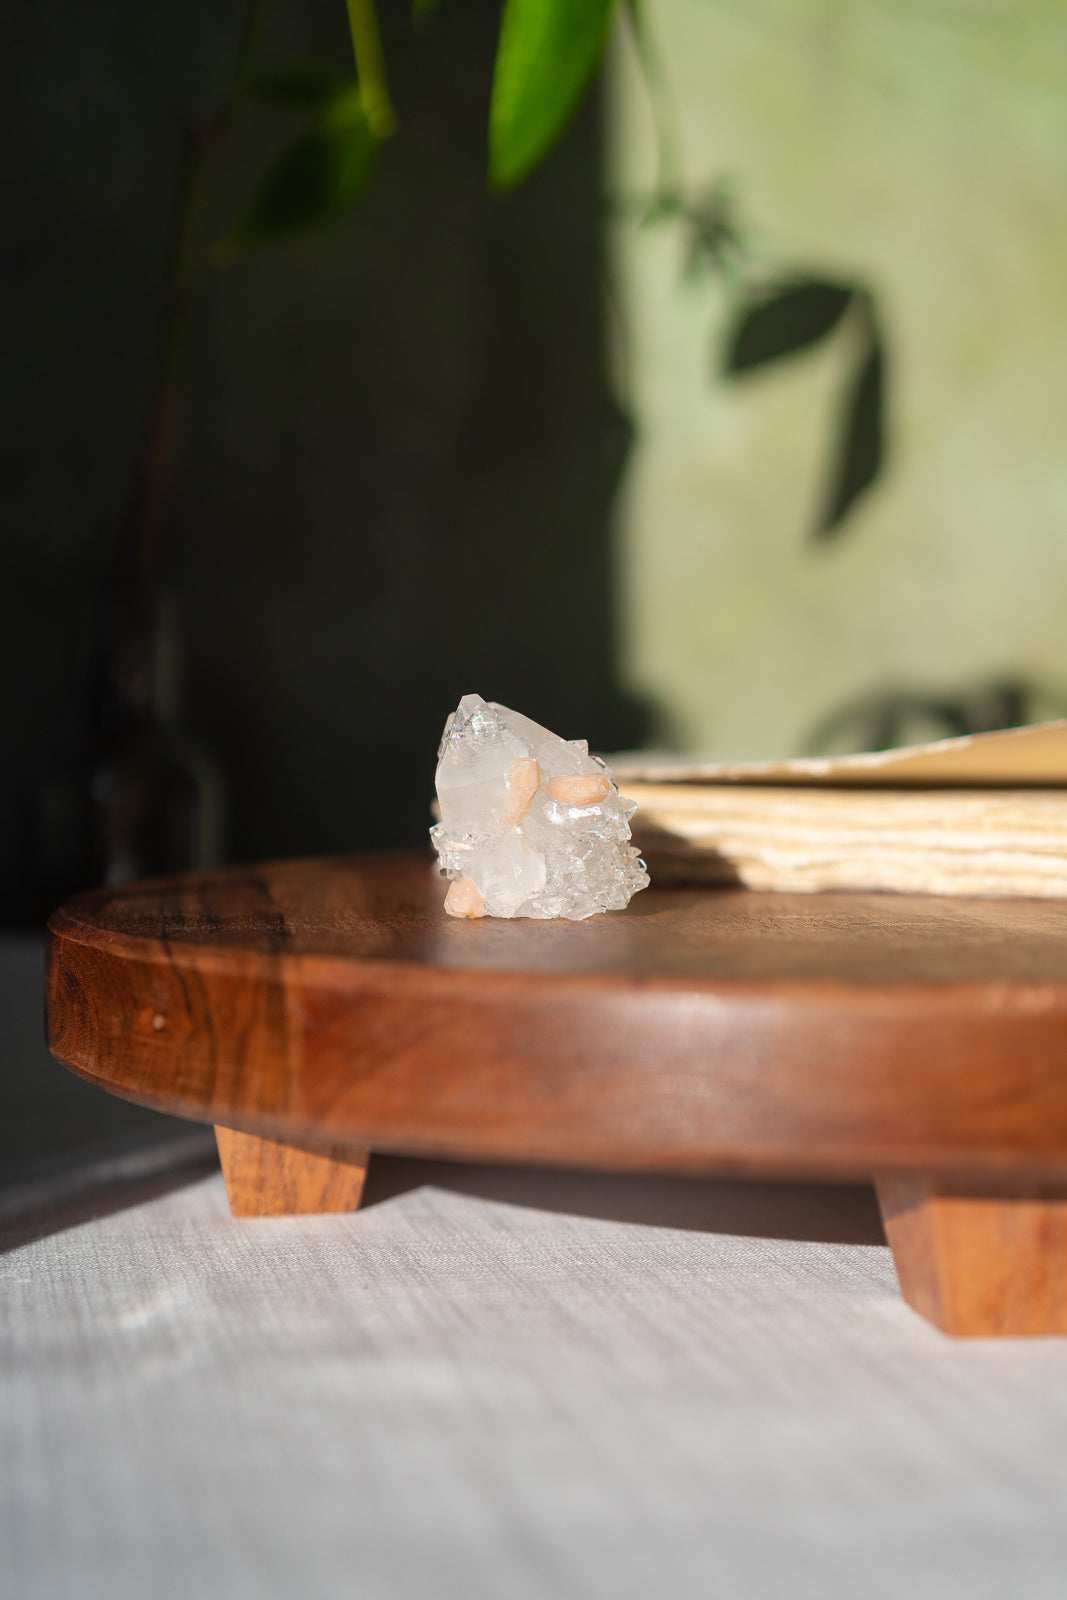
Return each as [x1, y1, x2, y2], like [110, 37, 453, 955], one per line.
[45, 850, 1067, 1182]
[48, 849, 1067, 979]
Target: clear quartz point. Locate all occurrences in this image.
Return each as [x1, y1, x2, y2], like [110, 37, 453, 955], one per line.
[432, 693, 650, 920]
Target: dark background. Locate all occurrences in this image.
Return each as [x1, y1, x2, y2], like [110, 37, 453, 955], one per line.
[2, 0, 650, 928]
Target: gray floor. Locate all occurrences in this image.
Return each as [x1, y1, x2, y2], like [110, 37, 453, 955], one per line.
[5, 938, 1067, 1598]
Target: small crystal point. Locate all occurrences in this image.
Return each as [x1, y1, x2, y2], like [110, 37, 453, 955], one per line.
[432, 694, 650, 920]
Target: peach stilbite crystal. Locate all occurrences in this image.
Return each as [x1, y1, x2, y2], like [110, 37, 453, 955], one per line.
[431, 693, 649, 921]
[504, 757, 541, 825]
[544, 774, 611, 807]
[443, 875, 485, 919]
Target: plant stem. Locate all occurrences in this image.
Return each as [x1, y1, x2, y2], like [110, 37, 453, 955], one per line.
[344, 0, 397, 138]
[620, 0, 681, 204]
[109, 129, 202, 717]
[108, 0, 265, 718]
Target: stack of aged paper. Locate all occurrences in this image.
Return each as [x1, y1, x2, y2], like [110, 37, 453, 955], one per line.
[612, 722, 1067, 898]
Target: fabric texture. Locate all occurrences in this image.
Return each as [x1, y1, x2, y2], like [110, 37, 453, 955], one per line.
[5, 1155, 1067, 1600]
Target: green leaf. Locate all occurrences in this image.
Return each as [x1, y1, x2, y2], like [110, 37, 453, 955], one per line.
[724, 280, 853, 374]
[489, 0, 615, 191]
[223, 96, 376, 252]
[814, 326, 885, 540]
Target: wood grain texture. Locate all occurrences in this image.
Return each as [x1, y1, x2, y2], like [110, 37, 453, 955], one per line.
[876, 1176, 1067, 1336]
[44, 851, 1067, 1184]
[214, 1127, 368, 1216]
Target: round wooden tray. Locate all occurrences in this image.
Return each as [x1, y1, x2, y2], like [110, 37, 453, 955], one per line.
[46, 850, 1067, 1335]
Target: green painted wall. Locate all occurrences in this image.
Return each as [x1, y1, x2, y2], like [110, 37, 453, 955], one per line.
[610, 0, 1067, 756]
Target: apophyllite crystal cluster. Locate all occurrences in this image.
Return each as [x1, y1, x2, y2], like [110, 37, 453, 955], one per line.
[431, 694, 649, 920]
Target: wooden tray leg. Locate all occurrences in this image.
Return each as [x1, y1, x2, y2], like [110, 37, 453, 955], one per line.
[876, 1175, 1067, 1337]
[215, 1127, 370, 1217]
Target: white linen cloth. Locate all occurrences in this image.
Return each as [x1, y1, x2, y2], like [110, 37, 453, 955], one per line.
[5, 1153, 1067, 1600]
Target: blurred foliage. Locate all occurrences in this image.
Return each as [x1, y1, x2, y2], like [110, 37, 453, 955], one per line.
[201, 0, 893, 548]
[724, 280, 885, 540]
[805, 681, 1046, 756]
[635, 183, 888, 544]
[489, 0, 615, 190]
[724, 280, 853, 372]
[224, 82, 376, 250]
[183, 2, 895, 546]
[219, 0, 624, 252]
[723, 276, 889, 544]
[221, 0, 887, 556]
[817, 304, 884, 540]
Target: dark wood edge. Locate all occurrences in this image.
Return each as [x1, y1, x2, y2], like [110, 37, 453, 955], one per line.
[45, 906, 1067, 1015]
[41, 1040, 1067, 1187]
